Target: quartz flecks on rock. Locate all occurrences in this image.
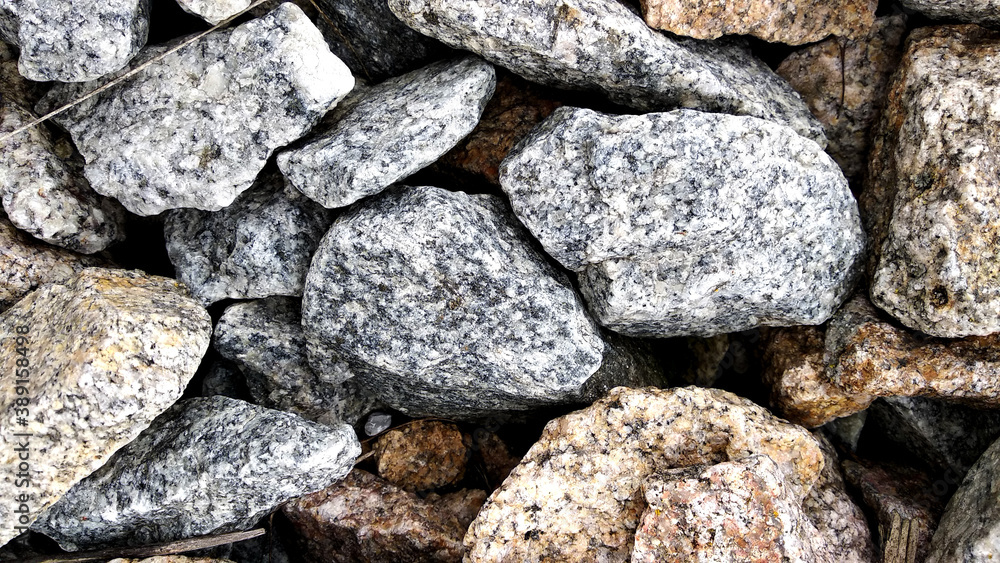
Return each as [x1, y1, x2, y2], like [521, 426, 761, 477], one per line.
[278, 57, 495, 209]
[777, 14, 908, 178]
[464, 386, 872, 562]
[283, 469, 480, 563]
[0, 102, 126, 253]
[0, 0, 148, 82]
[640, 0, 876, 45]
[0, 216, 105, 310]
[214, 296, 381, 426]
[32, 396, 361, 551]
[311, 0, 448, 83]
[37, 4, 354, 216]
[303, 185, 663, 419]
[500, 107, 864, 338]
[927, 434, 1000, 561]
[386, 0, 826, 143]
[175, 0, 251, 24]
[0, 268, 211, 548]
[164, 173, 334, 305]
[863, 24, 1000, 337]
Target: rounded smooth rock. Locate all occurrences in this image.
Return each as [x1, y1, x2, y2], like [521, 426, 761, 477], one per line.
[500, 107, 865, 337]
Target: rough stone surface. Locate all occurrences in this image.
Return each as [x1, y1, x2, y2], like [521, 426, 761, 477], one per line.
[764, 294, 1000, 426]
[387, 0, 825, 143]
[0, 216, 105, 310]
[632, 456, 812, 562]
[500, 107, 864, 338]
[843, 459, 944, 563]
[0, 268, 211, 548]
[777, 14, 908, 178]
[901, 0, 1000, 25]
[427, 489, 488, 531]
[641, 0, 875, 44]
[164, 173, 333, 305]
[927, 434, 1000, 561]
[464, 386, 871, 562]
[434, 73, 562, 186]
[0, 101, 126, 253]
[312, 0, 447, 83]
[278, 57, 495, 209]
[38, 4, 354, 216]
[33, 396, 361, 550]
[762, 324, 874, 427]
[214, 297, 381, 426]
[283, 469, 477, 563]
[373, 420, 469, 492]
[863, 24, 1000, 337]
[0, 0, 148, 82]
[868, 396, 1000, 475]
[303, 185, 664, 419]
[175, 0, 251, 24]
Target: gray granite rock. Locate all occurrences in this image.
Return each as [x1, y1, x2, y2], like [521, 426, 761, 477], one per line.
[0, 268, 211, 548]
[302, 185, 664, 419]
[927, 434, 1000, 561]
[37, 4, 354, 216]
[0, 101, 126, 253]
[278, 57, 494, 209]
[32, 396, 361, 551]
[175, 0, 251, 24]
[0, 0, 148, 82]
[500, 107, 864, 338]
[387, 0, 825, 144]
[868, 396, 1000, 476]
[164, 172, 334, 305]
[312, 0, 447, 82]
[863, 25, 1000, 337]
[901, 0, 1000, 25]
[214, 296, 382, 426]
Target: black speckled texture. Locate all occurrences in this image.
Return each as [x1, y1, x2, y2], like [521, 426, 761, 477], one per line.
[302, 185, 658, 419]
[32, 396, 361, 551]
[387, 0, 825, 144]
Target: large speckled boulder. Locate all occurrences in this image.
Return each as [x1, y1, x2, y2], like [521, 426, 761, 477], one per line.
[302, 185, 663, 419]
[500, 107, 864, 337]
[37, 4, 354, 216]
[863, 24, 1000, 337]
[0, 268, 211, 548]
[464, 386, 872, 562]
[387, 0, 825, 143]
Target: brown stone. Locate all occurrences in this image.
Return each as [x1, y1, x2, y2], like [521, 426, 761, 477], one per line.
[283, 469, 477, 563]
[434, 73, 561, 186]
[425, 488, 489, 530]
[640, 0, 876, 45]
[777, 14, 908, 178]
[373, 419, 469, 492]
[843, 459, 945, 563]
[464, 386, 871, 562]
[863, 24, 1000, 337]
[762, 324, 874, 428]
